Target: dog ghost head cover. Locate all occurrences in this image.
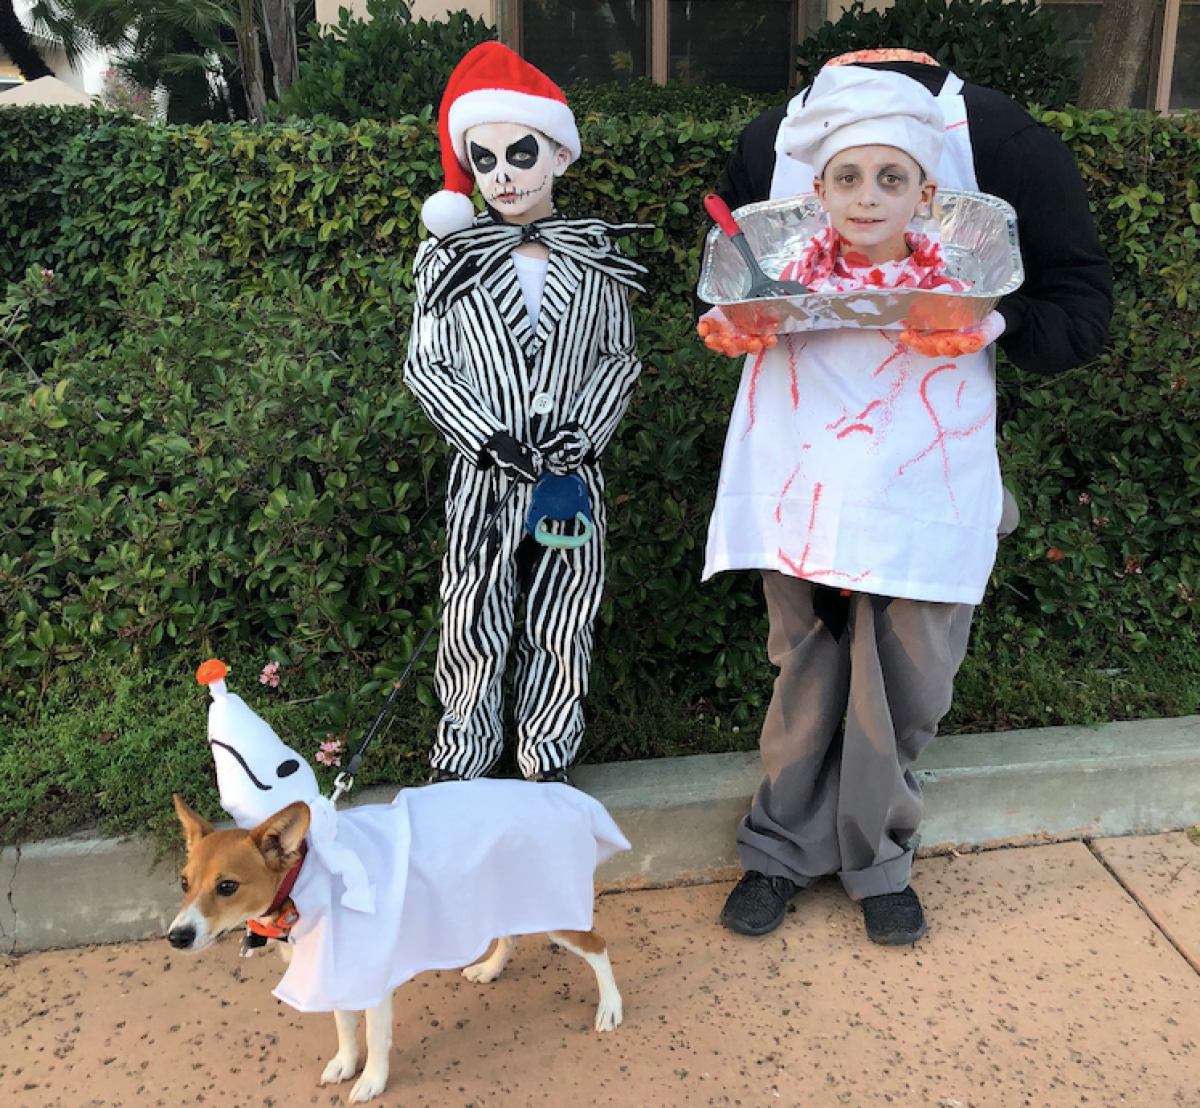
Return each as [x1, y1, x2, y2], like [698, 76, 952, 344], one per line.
[196, 659, 320, 829]
[422, 42, 580, 237]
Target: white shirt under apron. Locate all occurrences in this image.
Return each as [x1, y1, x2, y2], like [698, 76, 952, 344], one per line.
[511, 250, 549, 330]
[704, 71, 1003, 605]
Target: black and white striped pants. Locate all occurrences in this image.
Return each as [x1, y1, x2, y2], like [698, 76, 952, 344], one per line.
[431, 464, 606, 779]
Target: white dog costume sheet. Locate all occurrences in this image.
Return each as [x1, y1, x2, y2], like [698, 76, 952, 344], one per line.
[197, 663, 630, 1013]
[279, 779, 628, 1012]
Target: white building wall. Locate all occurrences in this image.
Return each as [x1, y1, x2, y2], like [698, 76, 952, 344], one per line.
[0, 0, 108, 93]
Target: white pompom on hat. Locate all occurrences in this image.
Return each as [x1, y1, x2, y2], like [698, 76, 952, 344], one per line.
[422, 42, 580, 237]
[778, 65, 945, 181]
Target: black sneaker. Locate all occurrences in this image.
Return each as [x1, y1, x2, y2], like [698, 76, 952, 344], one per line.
[426, 766, 464, 785]
[862, 886, 927, 945]
[528, 766, 572, 785]
[720, 871, 799, 936]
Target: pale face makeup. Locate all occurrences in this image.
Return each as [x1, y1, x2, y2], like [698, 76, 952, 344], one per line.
[464, 122, 570, 225]
[813, 145, 937, 264]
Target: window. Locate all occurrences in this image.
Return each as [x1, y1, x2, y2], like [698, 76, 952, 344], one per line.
[1042, 0, 1199, 110]
[520, 1, 649, 86]
[1167, 0, 1199, 108]
[507, 0, 815, 94]
[669, 1, 795, 92]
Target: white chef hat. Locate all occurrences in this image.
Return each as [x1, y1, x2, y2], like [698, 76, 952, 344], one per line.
[196, 660, 375, 914]
[778, 65, 945, 180]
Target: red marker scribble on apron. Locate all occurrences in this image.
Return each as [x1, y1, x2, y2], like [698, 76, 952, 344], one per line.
[897, 362, 994, 521]
[786, 336, 806, 409]
[774, 453, 809, 524]
[874, 336, 907, 377]
[740, 346, 769, 441]
[837, 399, 883, 439]
[776, 477, 870, 585]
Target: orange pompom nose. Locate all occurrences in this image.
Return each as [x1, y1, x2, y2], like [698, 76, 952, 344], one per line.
[196, 659, 229, 686]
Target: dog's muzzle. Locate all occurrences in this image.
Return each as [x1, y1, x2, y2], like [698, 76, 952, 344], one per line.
[168, 924, 197, 950]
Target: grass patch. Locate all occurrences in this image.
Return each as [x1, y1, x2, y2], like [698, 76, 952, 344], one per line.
[3, 618, 1199, 852]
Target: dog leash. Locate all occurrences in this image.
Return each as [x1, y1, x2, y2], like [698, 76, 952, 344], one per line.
[330, 479, 521, 806]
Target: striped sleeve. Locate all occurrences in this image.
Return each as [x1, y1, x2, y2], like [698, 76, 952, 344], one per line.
[567, 274, 642, 457]
[403, 240, 504, 463]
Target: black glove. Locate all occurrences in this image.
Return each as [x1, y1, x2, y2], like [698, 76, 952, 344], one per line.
[540, 424, 593, 476]
[482, 431, 543, 483]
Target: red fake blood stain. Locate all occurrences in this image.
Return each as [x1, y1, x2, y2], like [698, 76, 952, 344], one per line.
[776, 477, 871, 585]
[897, 362, 993, 521]
[787, 336, 806, 409]
[774, 452, 810, 524]
[741, 347, 768, 440]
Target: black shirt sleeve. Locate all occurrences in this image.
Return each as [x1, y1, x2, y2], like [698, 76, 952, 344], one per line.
[969, 112, 1113, 375]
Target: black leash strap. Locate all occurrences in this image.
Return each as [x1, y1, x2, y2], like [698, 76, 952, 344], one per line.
[330, 479, 520, 804]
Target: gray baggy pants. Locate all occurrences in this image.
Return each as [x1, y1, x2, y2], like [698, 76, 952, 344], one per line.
[737, 571, 975, 901]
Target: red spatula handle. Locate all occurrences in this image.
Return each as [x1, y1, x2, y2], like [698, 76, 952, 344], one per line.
[704, 193, 743, 239]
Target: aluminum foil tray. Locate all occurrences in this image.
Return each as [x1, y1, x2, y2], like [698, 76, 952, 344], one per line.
[697, 189, 1024, 335]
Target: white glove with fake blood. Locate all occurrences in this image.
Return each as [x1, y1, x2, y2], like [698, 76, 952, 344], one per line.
[899, 310, 1006, 357]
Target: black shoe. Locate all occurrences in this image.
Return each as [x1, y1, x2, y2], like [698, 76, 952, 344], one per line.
[528, 766, 572, 785]
[426, 766, 464, 785]
[862, 886, 927, 945]
[720, 871, 799, 936]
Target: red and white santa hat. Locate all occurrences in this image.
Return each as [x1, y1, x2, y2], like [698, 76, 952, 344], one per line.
[422, 42, 581, 238]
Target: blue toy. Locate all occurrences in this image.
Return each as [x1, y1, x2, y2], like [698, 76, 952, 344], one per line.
[525, 472, 594, 549]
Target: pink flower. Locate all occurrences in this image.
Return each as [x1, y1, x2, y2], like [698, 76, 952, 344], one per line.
[315, 738, 343, 767]
[259, 661, 280, 687]
[1079, 493, 1090, 505]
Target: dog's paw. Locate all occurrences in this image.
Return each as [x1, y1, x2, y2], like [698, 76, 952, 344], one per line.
[594, 997, 624, 1033]
[347, 1066, 388, 1104]
[462, 960, 502, 984]
[320, 1054, 359, 1085]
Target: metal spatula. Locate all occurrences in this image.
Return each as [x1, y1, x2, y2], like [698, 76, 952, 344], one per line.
[705, 194, 810, 299]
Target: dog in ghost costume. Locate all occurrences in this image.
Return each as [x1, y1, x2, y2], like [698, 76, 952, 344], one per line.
[405, 42, 648, 784]
[168, 660, 630, 1102]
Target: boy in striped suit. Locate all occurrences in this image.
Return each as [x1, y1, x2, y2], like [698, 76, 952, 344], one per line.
[404, 44, 645, 785]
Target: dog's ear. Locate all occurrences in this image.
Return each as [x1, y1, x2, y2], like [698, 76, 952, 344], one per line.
[173, 794, 216, 852]
[249, 801, 311, 868]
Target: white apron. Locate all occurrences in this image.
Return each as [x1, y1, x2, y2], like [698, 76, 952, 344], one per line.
[274, 780, 630, 1013]
[705, 73, 1002, 605]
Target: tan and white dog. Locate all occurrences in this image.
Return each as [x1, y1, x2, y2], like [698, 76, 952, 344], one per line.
[167, 794, 623, 1104]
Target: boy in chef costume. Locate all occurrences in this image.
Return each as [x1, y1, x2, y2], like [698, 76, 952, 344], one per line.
[701, 66, 1007, 945]
[699, 70, 998, 355]
[405, 43, 646, 786]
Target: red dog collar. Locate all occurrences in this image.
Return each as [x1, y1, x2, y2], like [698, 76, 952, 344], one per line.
[246, 842, 307, 940]
[247, 905, 301, 941]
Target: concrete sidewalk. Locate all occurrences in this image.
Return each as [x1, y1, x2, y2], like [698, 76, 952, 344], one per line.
[3, 831, 1200, 1107]
[5, 715, 1200, 954]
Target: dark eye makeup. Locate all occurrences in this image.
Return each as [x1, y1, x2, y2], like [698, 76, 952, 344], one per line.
[506, 134, 540, 167]
[469, 141, 497, 174]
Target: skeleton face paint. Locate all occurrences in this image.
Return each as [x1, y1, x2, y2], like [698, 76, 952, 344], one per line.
[464, 122, 570, 225]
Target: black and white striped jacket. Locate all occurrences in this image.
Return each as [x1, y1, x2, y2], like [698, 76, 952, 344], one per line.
[404, 222, 642, 470]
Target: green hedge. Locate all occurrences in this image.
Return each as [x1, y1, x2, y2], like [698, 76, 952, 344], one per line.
[1, 103, 1199, 747]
